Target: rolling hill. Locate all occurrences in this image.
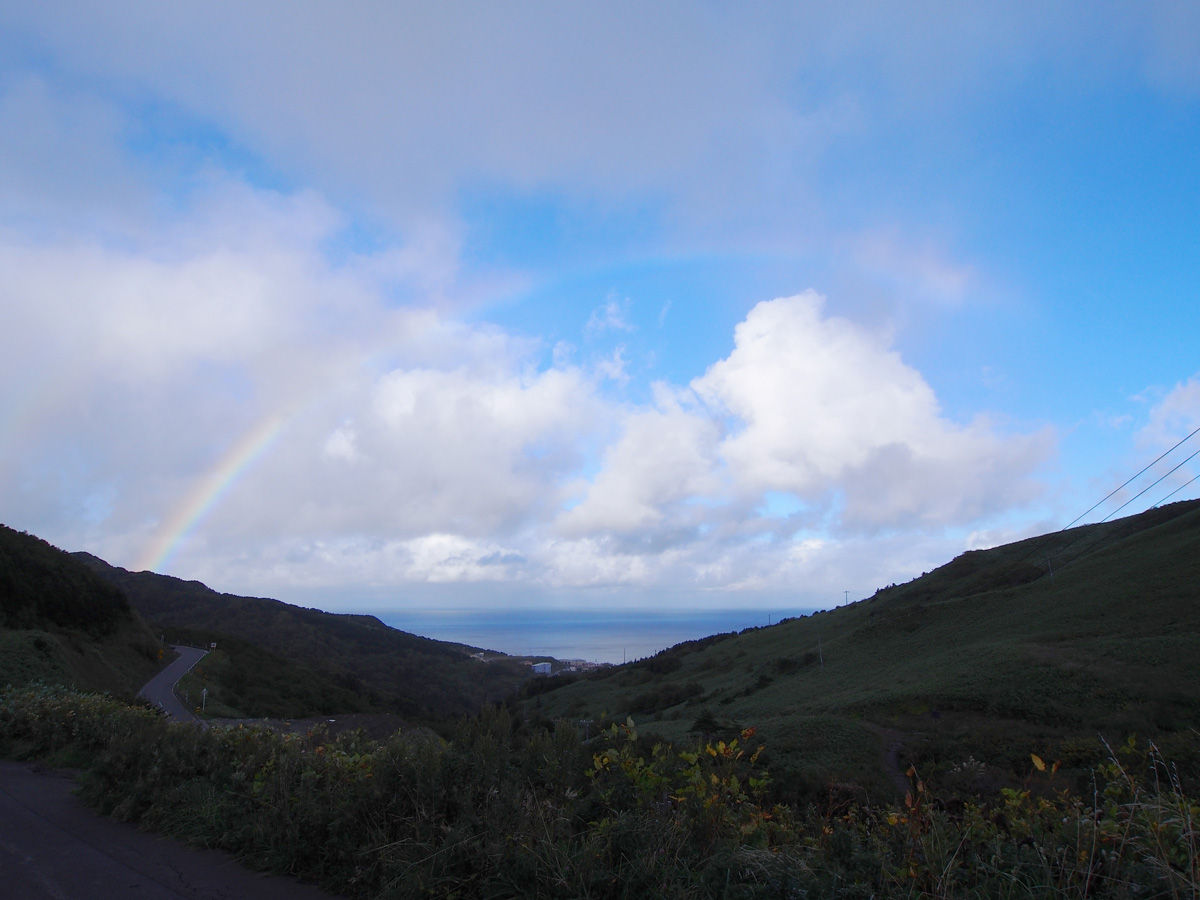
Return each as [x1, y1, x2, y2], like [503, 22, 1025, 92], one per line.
[0, 525, 163, 696]
[75, 555, 531, 722]
[521, 499, 1200, 800]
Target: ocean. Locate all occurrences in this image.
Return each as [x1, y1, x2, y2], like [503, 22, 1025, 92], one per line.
[376, 607, 815, 664]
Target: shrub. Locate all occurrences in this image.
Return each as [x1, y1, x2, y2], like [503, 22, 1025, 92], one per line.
[4, 686, 1199, 900]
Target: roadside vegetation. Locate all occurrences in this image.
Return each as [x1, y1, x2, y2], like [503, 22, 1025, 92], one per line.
[166, 628, 387, 719]
[2, 683, 1198, 899]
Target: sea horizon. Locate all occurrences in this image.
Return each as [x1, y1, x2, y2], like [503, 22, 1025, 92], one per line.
[375, 606, 818, 665]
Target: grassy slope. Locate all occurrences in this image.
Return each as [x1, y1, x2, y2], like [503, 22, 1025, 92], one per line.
[162, 627, 383, 719]
[0, 525, 164, 697]
[75, 555, 532, 722]
[526, 500, 1200, 800]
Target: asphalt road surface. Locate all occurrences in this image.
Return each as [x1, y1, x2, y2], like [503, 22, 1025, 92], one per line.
[1, 649, 346, 898]
[0, 759, 342, 899]
[137, 646, 208, 722]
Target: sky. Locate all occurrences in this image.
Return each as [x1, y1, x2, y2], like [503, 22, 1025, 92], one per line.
[1, 2, 1198, 614]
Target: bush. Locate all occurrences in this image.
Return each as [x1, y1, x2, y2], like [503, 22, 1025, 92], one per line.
[4, 686, 1198, 900]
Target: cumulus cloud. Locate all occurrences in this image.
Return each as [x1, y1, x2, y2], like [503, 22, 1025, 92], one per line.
[692, 293, 1051, 532]
[541, 292, 1051, 598]
[559, 385, 723, 539]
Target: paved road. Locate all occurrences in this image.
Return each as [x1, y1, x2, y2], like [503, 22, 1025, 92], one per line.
[0, 648, 348, 897]
[0, 759, 342, 899]
[137, 646, 208, 722]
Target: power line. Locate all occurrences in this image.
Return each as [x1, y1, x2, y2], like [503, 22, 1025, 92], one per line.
[1100, 446, 1200, 523]
[1153, 472, 1200, 508]
[981, 424, 1200, 589]
[1061, 423, 1200, 531]
[1029, 443, 1200, 582]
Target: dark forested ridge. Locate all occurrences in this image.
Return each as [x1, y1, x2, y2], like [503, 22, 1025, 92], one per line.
[0, 525, 162, 695]
[1, 526, 130, 636]
[75, 554, 531, 721]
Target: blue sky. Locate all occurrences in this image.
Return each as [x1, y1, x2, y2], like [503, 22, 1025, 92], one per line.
[1, 3, 1198, 612]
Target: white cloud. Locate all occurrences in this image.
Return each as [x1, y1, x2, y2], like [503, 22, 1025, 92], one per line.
[1128, 374, 1200, 507]
[1139, 374, 1200, 450]
[586, 297, 635, 335]
[0, 161, 1055, 605]
[0, 178, 606, 571]
[559, 385, 722, 538]
[691, 293, 1051, 531]
[541, 293, 1051, 596]
[322, 424, 360, 463]
[593, 346, 630, 385]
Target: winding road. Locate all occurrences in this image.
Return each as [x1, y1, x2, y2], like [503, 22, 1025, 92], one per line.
[137, 645, 208, 722]
[0, 648, 344, 899]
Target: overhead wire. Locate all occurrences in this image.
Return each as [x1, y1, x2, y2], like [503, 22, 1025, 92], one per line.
[1060, 423, 1200, 531]
[1152, 472, 1200, 508]
[978, 422, 1200, 587]
[1099, 446, 1200, 523]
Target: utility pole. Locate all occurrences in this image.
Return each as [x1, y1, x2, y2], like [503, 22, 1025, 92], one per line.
[818, 636, 824, 668]
[844, 590, 849, 604]
[1046, 553, 1055, 584]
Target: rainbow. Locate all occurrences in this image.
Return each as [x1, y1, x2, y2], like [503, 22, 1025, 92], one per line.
[135, 412, 289, 574]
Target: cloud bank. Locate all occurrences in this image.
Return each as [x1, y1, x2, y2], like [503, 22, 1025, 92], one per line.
[0, 182, 1052, 605]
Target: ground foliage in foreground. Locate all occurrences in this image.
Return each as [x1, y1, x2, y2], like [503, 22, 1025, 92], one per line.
[2, 685, 1198, 899]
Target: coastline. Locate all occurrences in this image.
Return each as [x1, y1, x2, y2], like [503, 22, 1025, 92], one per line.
[376, 606, 817, 664]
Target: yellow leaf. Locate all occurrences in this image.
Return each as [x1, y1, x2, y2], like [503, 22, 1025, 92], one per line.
[1031, 753, 1046, 772]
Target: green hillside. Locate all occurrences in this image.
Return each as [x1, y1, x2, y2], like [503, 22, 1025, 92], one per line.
[76, 555, 532, 722]
[0, 525, 164, 696]
[523, 500, 1200, 800]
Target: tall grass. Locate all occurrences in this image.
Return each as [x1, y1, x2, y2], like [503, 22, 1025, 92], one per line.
[2, 684, 1197, 899]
